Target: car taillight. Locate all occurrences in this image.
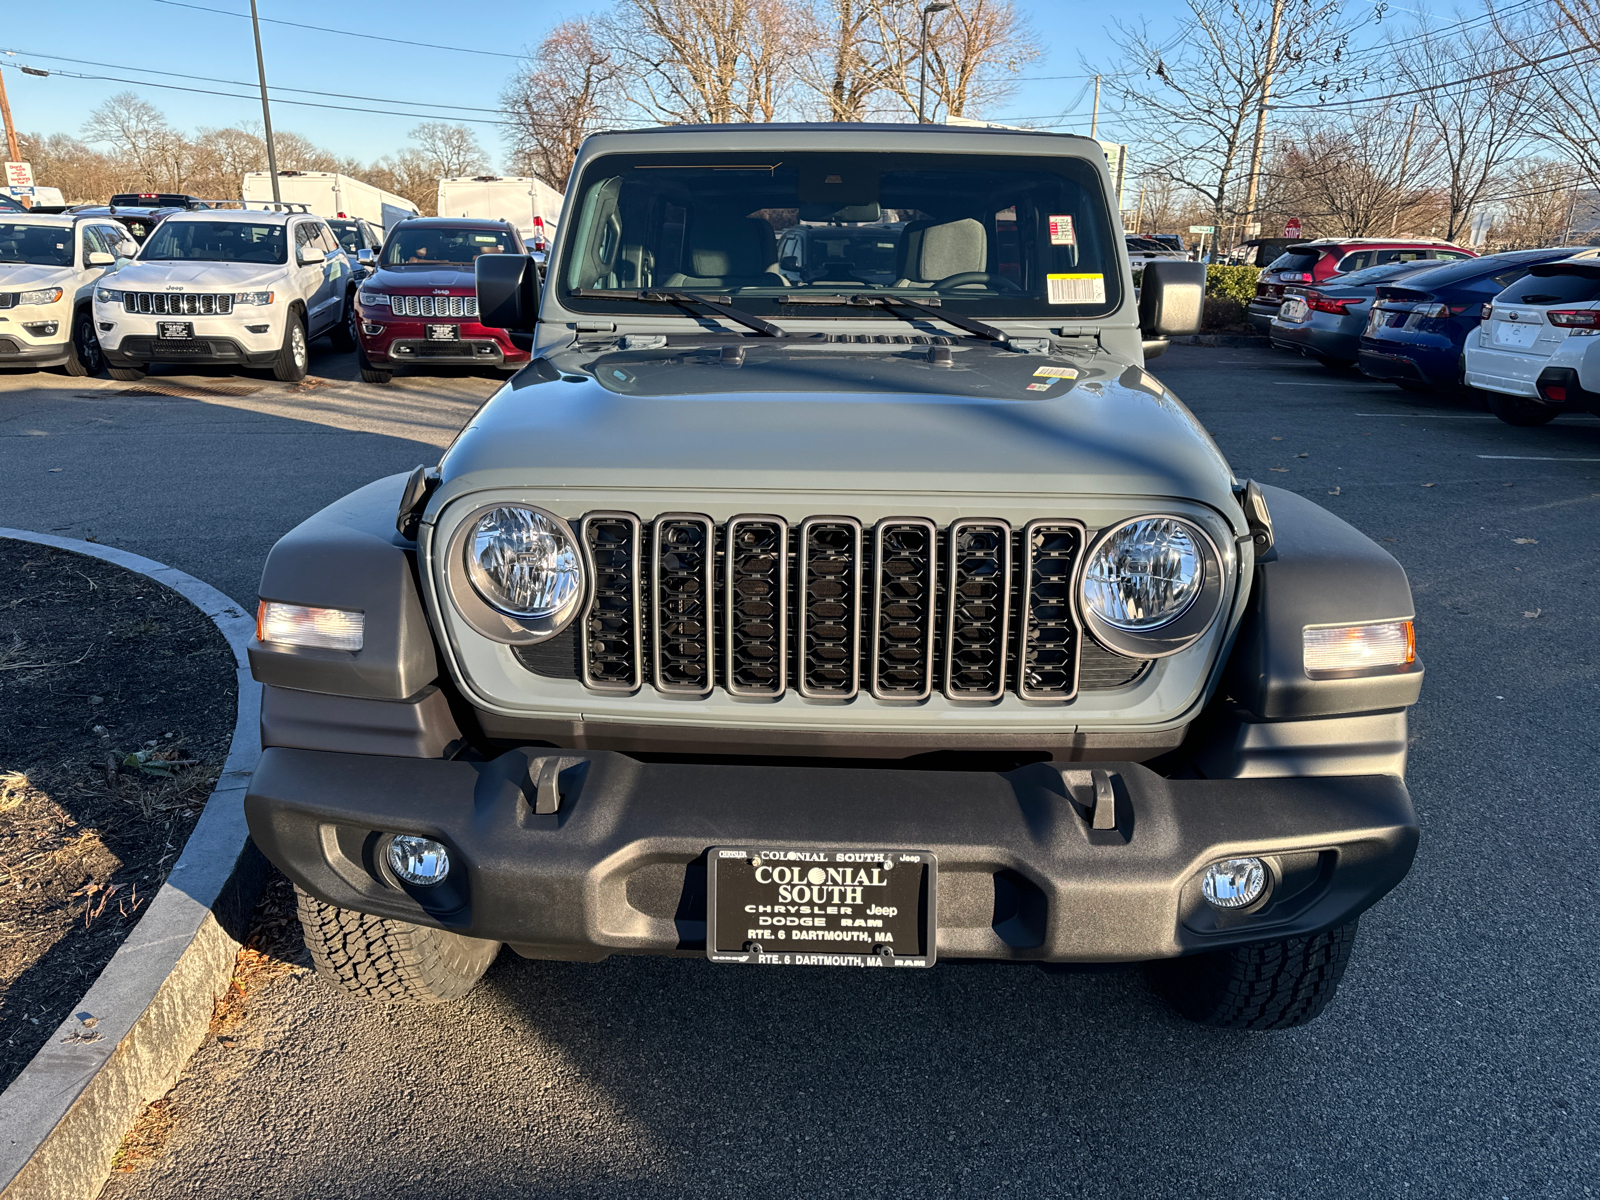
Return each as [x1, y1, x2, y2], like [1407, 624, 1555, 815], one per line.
[1480, 303, 1493, 320]
[1548, 309, 1600, 328]
[1308, 294, 1356, 315]
[1417, 303, 1451, 318]
[1280, 272, 1310, 283]
[532, 214, 547, 252]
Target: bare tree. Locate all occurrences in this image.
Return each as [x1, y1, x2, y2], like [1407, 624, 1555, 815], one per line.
[409, 122, 491, 179]
[1491, 157, 1583, 247]
[16, 132, 123, 203]
[1099, 0, 1353, 235]
[1266, 115, 1444, 237]
[1395, 21, 1538, 241]
[367, 148, 442, 215]
[609, 0, 794, 123]
[915, 0, 1039, 120]
[1497, 0, 1600, 193]
[502, 18, 622, 188]
[796, 0, 904, 121]
[81, 91, 191, 191]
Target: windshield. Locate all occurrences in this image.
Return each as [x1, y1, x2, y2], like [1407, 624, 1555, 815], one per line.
[1267, 251, 1321, 273]
[383, 226, 516, 265]
[141, 220, 287, 263]
[558, 150, 1122, 319]
[0, 223, 74, 266]
[1501, 268, 1600, 305]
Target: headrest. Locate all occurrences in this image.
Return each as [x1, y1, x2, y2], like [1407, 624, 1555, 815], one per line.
[913, 218, 987, 282]
[689, 217, 777, 279]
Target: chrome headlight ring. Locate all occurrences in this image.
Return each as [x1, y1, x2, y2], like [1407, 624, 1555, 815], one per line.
[1076, 514, 1226, 659]
[443, 503, 586, 644]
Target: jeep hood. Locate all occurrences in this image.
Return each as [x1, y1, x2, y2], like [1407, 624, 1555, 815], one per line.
[113, 261, 283, 288]
[365, 265, 474, 291]
[0, 264, 73, 290]
[436, 341, 1240, 516]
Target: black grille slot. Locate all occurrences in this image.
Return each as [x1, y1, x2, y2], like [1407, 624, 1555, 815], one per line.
[943, 519, 1012, 701]
[870, 519, 936, 700]
[579, 512, 642, 693]
[725, 516, 788, 697]
[798, 517, 862, 699]
[651, 514, 715, 695]
[1017, 519, 1084, 701]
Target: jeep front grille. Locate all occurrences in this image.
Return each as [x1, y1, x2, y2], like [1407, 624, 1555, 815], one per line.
[123, 292, 235, 315]
[549, 512, 1110, 703]
[391, 294, 478, 317]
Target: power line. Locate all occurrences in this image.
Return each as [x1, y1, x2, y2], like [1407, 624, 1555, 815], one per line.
[1273, 42, 1598, 110]
[144, 0, 526, 60]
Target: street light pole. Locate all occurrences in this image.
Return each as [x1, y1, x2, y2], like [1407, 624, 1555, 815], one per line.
[917, 2, 951, 125]
[248, 0, 281, 204]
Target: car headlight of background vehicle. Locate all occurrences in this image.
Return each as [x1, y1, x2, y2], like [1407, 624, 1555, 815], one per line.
[18, 287, 64, 306]
[234, 291, 274, 305]
[1078, 515, 1225, 658]
[443, 503, 586, 643]
[95, 286, 123, 304]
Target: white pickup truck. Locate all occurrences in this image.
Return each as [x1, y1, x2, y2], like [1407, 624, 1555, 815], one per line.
[93, 206, 355, 382]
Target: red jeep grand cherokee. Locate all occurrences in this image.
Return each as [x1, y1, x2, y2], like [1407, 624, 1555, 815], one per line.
[1246, 237, 1476, 333]
[354, 217, 532, 383]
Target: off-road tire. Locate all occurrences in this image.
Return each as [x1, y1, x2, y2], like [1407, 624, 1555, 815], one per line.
[108, 365, 146, 381]
[329, 291, 358, 352]
[62, 307, 105, 377]
[1151, 920, 1359, 1030]
[295, 886, 500, 1004]
[1484, 389, 1560, 427]
[273, 310, 309, 382]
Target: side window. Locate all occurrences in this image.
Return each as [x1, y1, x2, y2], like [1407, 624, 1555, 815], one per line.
[80, 225, 109, 261]
[1433, 251, 1471, 261]
[293, 222, 316, 263]
[316, 223, 340, 254]
[1338, 251, 1371, 272]
[1376, 249, 1426, 264]
[1491, 267, 1533, 288]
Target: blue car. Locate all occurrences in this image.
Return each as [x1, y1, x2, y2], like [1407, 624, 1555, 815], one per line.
[1358, 248, 1600, 390]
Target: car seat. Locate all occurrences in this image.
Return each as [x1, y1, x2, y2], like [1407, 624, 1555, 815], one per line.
[662, 217, 785, 290]
[893, 218, 987, 287]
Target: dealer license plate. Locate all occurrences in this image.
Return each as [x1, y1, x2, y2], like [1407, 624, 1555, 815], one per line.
[1492, 321, 1540, 348]
[157, 321, 193, 339]
[706, 847, 936, 968]
[425, 323, 459, 341]
[1278, 297, 1308, 322]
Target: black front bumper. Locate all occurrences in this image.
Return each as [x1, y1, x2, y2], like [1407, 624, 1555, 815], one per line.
[0, 336, 71, 369]
[246, 747, 1419, 964]
[107, 336, 278, 368]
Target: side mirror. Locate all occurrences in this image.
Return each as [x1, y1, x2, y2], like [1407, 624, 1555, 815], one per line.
[300, 245, 326, 265]
[357, 248, 373, 265]
[780, 255, 800, 272]
[476, 253, 541, 332]
[86, 251, 115, 266]
[1138, 260, 1205, 337]
[116, 240, 139, 258]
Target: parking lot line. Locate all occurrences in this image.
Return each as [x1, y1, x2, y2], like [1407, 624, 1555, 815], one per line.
[1476, 454, 1600, 461]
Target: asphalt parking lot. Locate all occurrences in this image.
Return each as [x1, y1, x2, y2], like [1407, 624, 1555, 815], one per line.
[5, 343, 1598, 1198]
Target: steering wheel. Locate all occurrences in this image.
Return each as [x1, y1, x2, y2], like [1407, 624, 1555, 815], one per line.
[930, 271, 1023, 292]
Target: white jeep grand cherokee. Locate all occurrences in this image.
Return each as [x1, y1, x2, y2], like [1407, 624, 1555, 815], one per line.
[0, 213, 137, 375]
[94, 206, 355, 382]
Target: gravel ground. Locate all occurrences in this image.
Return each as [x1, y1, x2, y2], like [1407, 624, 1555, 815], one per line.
[7, 344, 1598, 1198]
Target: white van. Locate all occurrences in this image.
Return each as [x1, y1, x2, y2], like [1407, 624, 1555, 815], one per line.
[436, 176, 562, 255]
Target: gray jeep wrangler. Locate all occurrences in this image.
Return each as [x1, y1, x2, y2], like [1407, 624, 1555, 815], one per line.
[245, 125, 1422, 1029]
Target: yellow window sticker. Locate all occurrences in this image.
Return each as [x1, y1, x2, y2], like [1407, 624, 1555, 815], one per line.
[1047, 274, 1105, 304]
[1048, 214, 1076, 246]
[1032, 366, 1079, 379]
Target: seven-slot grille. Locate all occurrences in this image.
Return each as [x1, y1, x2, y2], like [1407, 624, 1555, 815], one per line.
[565, 513, 1105, 703]
[123, 292, 235, 315]
[391, 294, 478, 317]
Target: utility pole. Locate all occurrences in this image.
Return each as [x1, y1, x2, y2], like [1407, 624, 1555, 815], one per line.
[1241, 0, 1286, 238]
[249, 0, 281, 203]
[1090, 74, 1101, 140]
[0, 66, 21, 164]
[1390, 102, 1418, 234]
[917, 2, 951, 124]
[1132, 182, 1145, 235]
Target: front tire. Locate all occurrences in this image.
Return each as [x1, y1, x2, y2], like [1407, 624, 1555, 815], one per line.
[329, 291, 358, 352]
[1151, 920, 1359, 1030]
[62, 308, 105, 377]
[108, 365, 146, 382]
[273, 311, 309, 383]
[1485, 389, 1560, 427]
[295, 886, 500, 1004]
[358, 342, 392, 385]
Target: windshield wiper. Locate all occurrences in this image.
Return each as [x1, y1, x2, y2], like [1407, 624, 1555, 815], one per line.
[778, 292, 1009, 343]
[571, 288, 786, 338]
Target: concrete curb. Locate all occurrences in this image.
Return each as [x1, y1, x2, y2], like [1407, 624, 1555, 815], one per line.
[0, 531, 265, 1200]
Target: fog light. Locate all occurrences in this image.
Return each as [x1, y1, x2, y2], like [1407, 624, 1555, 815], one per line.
[23, 321, 59, 337]
[1303, 620, 1414, 678]
[256, 600, 364, 651]
[1201, 857, 1266, 909]
[245, 323, 269, 334]
[387, 835, 450, 886]
[362, 322, 384, 335]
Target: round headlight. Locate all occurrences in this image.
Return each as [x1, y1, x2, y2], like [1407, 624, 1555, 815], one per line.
[1083, 517, 1203, 631]
[465, 506, 582, 618]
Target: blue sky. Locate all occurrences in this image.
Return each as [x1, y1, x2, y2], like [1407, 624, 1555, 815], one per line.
[0, 0, 1423, 168]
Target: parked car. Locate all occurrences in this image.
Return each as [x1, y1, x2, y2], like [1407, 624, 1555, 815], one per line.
[1464, 256, 1600, 425]
[0, 193, 25, 213]
[66, 201, 190, 246]
[0, 213, 138, 375]
[93, 205, 355, 383]
[353, 217, 533, 384]
[1125, 235, 1190, 266]
[1226, 237, 1302, 268]
[1268, 259, 1441, 368]
[1152, 233, 1188, 256]
[1248, 239, 1475, 332]
[326, 216, 384, 271]
[776, 222, 905, 285]
[107, 192, 212, 210]
[245, 123, 1424, 1033]
[1359, 248, 1600, 392]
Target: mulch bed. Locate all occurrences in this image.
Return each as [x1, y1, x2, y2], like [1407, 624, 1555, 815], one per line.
[0, 541, 237, 1092]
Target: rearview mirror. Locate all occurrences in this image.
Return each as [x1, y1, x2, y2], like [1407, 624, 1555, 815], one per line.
[86, 251, 115, 266]
[476, 253, 541, 332]
[1138, 260, 1205, 337]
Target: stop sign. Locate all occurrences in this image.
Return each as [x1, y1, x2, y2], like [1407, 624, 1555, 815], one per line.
[1285, 217, 1303, 237]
